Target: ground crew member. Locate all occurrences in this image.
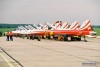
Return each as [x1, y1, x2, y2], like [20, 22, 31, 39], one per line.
[6, 31, 10, 41]
[9, 31, 13, 41]
[6, 31, 13, 41]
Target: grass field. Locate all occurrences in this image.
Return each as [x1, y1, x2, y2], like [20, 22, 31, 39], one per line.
[93, 28, 100, 35]
[0, 28, 15, 33]
[0, 28, 100, 35]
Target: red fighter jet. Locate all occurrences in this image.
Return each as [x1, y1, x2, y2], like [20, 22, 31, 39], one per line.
[46, 19, 96, 42]
[28, 21, 62, 41]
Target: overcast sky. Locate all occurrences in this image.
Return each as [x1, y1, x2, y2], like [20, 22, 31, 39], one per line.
[0, 0, 100, 25]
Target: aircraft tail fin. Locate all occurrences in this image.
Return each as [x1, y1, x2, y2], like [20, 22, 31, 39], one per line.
[55, 21, 62, 29]
[43, 24, 48, 30]
[69, 21, 78, 30]
[61, 22, 68, 29]
[51, 21, 62, 30]
[80, 19, 93, 31]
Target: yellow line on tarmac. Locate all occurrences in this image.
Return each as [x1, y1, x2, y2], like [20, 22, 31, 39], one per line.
[0, 53, 14, 67]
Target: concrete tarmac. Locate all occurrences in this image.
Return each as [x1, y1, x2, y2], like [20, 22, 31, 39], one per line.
[0, 50, 10, 67]
[0, 47, 19, 67]
[0, 36, 100, 67]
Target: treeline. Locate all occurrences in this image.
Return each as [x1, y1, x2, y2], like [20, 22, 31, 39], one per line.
[0, 24, 33, 28]
[92, 25, 100, 28]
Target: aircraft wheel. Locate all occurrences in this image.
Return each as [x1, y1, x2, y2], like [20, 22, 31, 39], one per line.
[42, 36, 45, 39]
[32, 35, 34, 40]
[37, 36, 41, 41]
[30, 36, 33, 40]
[27, 35, 29, 39]
[77, 37, 81, 41]
[71, 36, 74, 41]
[53, 36, 57, 40]
[42, 36, 46, 39]
[22, 35, 25, 39]
[47, 35, 51, 39]
[43, 36, 46, 39]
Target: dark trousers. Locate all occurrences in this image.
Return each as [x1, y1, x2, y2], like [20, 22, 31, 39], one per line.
[10, 35, 13, 41]
[6, 35, 9, 41]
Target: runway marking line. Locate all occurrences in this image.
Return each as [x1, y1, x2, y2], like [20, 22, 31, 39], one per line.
[0, 52, 14, 67]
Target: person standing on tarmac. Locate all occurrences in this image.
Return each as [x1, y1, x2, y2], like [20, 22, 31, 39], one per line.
[9, 31, 13, 41]
[6, 31, 10, 41]
[6, 31, 13, 41]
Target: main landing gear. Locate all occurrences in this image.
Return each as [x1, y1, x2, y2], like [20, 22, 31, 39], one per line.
[83, 36, 87, 42]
